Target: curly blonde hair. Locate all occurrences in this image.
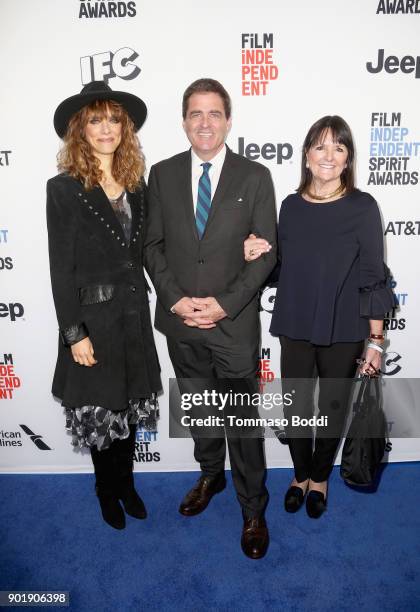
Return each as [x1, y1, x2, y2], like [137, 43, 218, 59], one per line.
[57, 99, 145, 191]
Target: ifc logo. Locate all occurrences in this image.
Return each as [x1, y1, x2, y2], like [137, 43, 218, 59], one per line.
[80, 47, 141, 84]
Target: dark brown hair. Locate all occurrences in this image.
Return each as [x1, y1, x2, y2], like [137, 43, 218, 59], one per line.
[182, 78, 231, 119]
[297, 115, 356, 195]
[57, 99, 145, 191]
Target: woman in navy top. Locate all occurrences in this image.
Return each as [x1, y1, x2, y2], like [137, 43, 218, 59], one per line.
[245, 116, 395, 518]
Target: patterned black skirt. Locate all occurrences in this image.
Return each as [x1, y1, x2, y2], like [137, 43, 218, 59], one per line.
[65, 395, 159, 451]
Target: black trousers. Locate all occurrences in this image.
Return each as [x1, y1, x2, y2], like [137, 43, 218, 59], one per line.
[167, 336, 268, 518]
[280, 336, 363, 483]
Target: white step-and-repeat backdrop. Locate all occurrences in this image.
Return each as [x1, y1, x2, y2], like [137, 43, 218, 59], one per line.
[1, 0, 419, 472]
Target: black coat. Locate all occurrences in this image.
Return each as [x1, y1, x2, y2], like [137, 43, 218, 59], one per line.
[46, 173, 161, 412]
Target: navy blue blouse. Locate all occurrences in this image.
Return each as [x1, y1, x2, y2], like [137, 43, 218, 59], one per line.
[269, 190, 395, 345]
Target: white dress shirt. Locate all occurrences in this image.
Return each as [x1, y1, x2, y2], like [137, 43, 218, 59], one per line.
[170, 145, 227, 314]
[191, 145, 226, 213]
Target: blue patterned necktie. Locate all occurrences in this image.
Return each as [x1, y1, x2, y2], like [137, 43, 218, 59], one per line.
[196, 162, 212, 239]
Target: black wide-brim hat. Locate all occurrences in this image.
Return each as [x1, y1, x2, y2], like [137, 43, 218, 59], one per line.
[53, 81, 147, 138]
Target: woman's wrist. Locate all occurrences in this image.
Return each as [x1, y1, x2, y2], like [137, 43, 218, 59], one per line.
[368, 331, 385, 347]
[367, 342, 384, 354]
[369, 333, 385, 340]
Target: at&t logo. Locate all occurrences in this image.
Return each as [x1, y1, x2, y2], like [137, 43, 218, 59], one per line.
[0, 151, 12, 166]
[384, 221, 420, 235]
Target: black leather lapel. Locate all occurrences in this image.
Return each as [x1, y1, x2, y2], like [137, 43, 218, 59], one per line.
[126, 187, 144, 246]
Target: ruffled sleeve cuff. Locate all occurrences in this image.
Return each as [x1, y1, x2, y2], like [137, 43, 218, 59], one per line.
[359, 283, 396, 319]
[59, 322, 89, 347]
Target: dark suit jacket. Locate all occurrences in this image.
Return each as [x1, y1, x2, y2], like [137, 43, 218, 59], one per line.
[144, 146, 277, 344]
[46, 174, 161, 411]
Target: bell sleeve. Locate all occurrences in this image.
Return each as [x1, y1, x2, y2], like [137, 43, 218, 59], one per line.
[358, 196, 396, 319]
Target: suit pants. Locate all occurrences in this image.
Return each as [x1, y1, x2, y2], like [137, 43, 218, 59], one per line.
[167, 336, 268, 518]
[280, 336, 364, 483]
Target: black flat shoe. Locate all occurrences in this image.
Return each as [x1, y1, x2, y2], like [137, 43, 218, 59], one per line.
[306, 490, 327, 519]
[284, 486, 305, 513]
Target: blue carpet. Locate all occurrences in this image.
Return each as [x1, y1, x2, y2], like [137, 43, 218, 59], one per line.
[1, 464, 419, 612]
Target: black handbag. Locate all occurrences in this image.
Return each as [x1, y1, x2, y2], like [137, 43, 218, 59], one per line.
[340, 376, 387, 486]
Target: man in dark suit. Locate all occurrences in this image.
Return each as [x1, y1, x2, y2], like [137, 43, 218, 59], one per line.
[144, 78, 277, 559]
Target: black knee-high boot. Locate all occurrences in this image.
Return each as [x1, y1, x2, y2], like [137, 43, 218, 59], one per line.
[90, 444, 126, 530]
[113, 425, 147, 519]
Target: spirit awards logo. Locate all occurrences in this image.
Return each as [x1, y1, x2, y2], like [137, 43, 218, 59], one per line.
[376, 0, 420, 13]
[0, 257, 13, 271]
[384, 278, 407, 331]
[368, 112, 420, 185]
[79, 0, 137, 18]
[0, 229, 13, 271]
[133, 428, 160, 463]
[0, 151, 11, 166]
[0, 354, 21, 400]
[80, 47, 141, 84]
[241, 33, 279, 96]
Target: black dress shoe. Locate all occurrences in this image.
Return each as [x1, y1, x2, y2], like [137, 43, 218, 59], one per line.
[179, 474, 226, 516]
[306, 490, 327, 519]
[96, 487, 126, 530]
[284, 486, 305, 513]
[241, 517, 269, 559]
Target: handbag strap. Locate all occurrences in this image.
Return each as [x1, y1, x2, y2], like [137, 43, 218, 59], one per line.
[355, 376, 370, 410]
[355, 375, 381, 413]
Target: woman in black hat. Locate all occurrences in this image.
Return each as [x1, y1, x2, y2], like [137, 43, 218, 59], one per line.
[47, 81, 161, 529]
